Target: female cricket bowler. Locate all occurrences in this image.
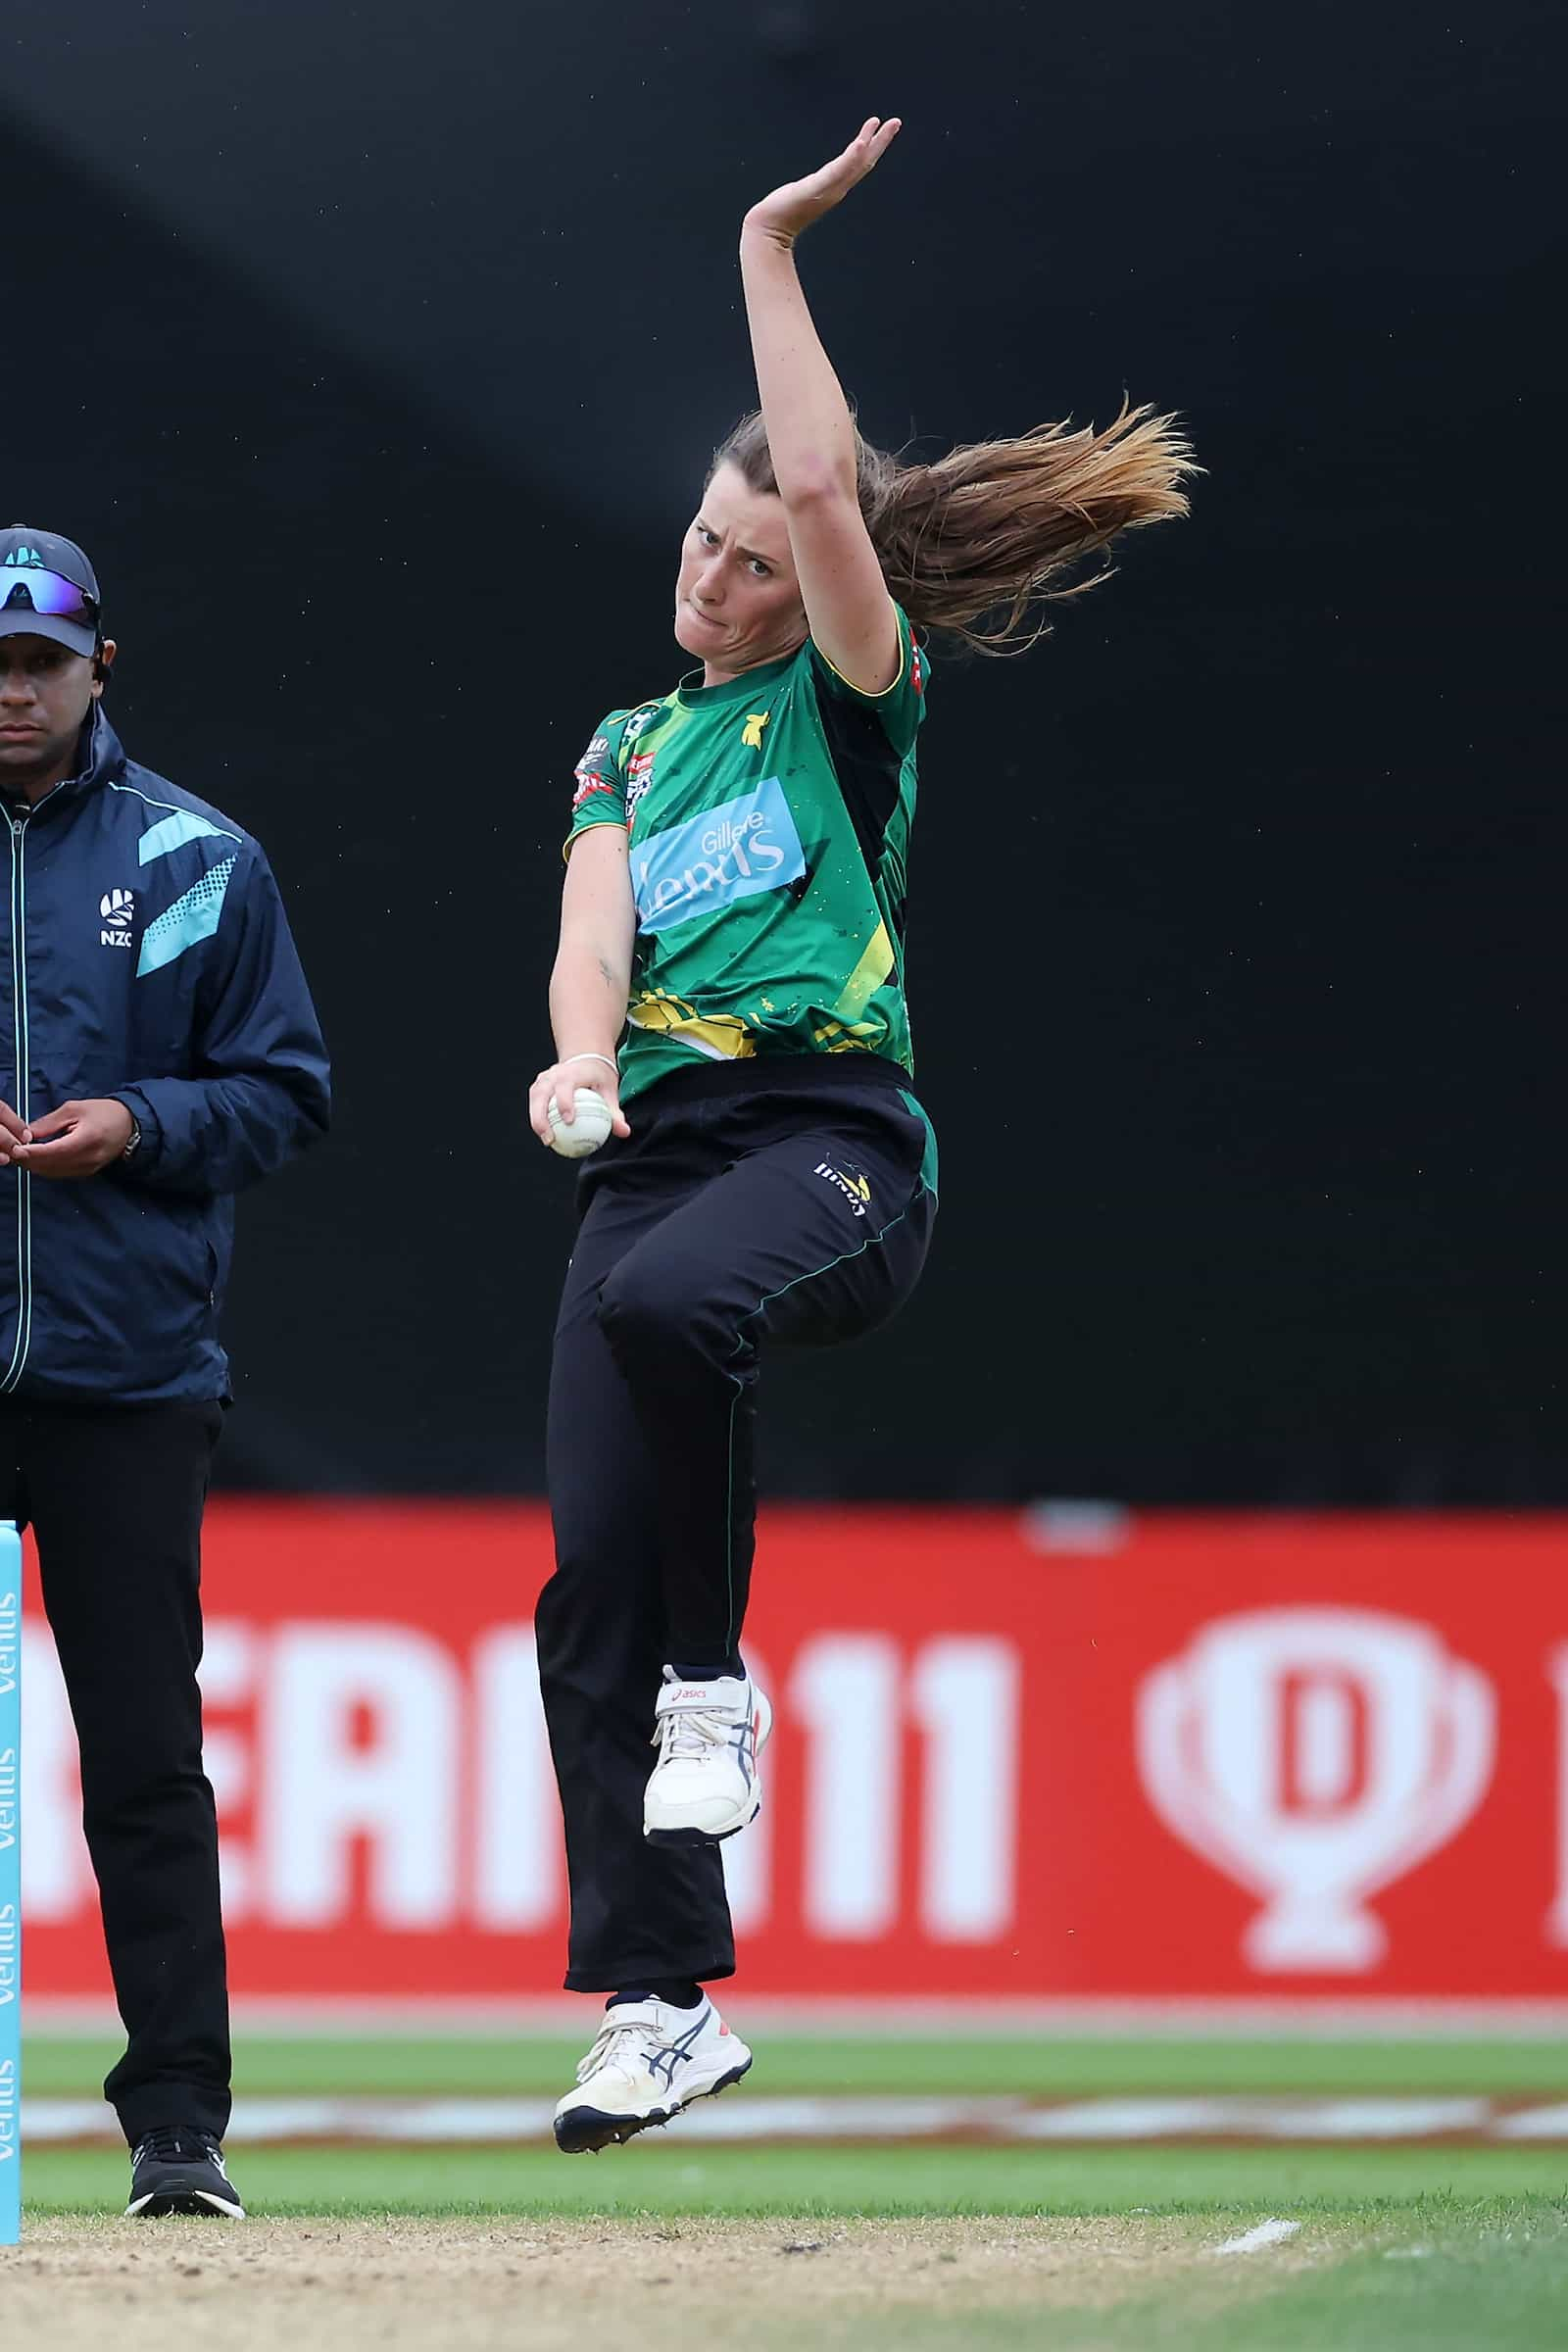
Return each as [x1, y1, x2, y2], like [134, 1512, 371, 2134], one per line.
[531, 118, 1195, 2151]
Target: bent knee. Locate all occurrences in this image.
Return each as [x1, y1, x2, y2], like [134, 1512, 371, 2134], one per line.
[596, 1254, 695, 1359]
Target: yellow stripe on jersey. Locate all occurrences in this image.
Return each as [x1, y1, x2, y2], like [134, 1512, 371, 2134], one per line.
[831, 919, 897, 1024]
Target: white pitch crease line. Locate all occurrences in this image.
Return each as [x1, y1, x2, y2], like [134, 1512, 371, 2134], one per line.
[669, 2097, 1019, 2140]
[19, 2093, 1568, 2145]
[1246, 2098, 1492, 2140]
[19, 2093, 1010, 2145]
[1491, 2104, 1568, 2139]
[228, 2100, 362, 2141]
[1211, 2219, 1302, 2256]
[367, 2101, 555, 2141]
[1007, 2098, 1245, 2140]
[18, 2101, 107, 2142]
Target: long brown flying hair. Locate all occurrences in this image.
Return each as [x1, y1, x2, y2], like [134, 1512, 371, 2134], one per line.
[711, 403, 1197, 656]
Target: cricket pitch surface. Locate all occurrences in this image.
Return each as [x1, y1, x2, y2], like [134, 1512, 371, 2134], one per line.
[1, 2215, 1320, 2351]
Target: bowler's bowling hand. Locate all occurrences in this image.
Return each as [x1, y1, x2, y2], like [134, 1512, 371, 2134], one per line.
[528, 1060, 631, 1148]
[743, 117, 903, 247]
[0, 1101, 29, 1166]
[12, 1099, 135, 1179]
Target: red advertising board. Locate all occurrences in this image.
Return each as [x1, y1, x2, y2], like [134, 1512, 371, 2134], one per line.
[20, 1505, 1568, 2004]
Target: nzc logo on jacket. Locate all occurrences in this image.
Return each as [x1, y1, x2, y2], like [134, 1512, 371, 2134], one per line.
[99, 888, 135, 948]
[630, 778, 806, 935]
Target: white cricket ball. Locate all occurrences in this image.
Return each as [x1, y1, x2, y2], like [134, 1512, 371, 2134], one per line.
[547, 1085, 614, 1158]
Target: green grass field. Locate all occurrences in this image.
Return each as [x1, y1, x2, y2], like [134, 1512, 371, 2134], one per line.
[15, 2033, 1568, 2348]
[27, 2028, 1568, 2099]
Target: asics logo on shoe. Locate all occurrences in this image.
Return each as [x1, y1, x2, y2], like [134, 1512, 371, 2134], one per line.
[728, 1707, 761, 1787]
[647, 2014, 710, 2091]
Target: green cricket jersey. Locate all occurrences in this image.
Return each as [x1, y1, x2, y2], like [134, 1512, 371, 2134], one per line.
[566, 605, 929, 1106]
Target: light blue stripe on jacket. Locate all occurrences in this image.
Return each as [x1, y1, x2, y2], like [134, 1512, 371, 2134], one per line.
[137, 808, 233, 864]
[137, 857, 237, 977]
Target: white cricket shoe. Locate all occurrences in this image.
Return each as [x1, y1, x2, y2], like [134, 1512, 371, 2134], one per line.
[553, 1996, 753, 2153]
[643, 1667, 772, 1844]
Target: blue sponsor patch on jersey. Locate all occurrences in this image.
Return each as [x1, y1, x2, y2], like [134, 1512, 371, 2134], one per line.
[630, 776, 806, 934]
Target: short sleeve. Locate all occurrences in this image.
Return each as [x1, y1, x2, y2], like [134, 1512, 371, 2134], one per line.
[564, 711, 630, 861]
[809, 604, 929, 758]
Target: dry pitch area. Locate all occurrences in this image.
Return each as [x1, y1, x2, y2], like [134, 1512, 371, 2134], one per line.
[2, 2215, 1307, 2352]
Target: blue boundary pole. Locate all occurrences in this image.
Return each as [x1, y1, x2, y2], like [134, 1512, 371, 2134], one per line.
[0, 1520, 21, 2243]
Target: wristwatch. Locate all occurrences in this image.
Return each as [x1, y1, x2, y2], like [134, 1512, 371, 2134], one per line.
[121, 1117, 142, 1162]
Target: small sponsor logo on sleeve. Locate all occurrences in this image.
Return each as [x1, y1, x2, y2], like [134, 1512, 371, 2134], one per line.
[626, 750, 657, 817]
[571, 773, 618, 813]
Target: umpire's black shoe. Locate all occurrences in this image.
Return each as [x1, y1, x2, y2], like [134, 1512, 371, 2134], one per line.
[125, 2126, 246, 2218]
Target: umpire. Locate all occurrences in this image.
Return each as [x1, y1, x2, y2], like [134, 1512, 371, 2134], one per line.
[0, 527, 329, 2216]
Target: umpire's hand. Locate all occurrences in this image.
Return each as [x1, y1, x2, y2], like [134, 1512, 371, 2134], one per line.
[0, 1101, 29, 1164]
[10, 1099, 134, 1179]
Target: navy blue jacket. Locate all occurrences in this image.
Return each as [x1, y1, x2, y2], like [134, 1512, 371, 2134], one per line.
[0, 708, 329, 1403]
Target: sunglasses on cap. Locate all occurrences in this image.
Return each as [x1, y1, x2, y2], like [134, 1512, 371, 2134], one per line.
[0, 567, 100, 626]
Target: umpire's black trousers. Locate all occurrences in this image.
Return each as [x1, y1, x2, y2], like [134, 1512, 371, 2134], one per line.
[0, 1398, 229, 2144]
[536, 1059, 936, 1993]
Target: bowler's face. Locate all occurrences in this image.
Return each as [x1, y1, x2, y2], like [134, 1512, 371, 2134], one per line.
[674, 465, 807, 680]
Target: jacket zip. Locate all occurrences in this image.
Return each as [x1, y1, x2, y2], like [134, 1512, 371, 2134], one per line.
[1, 808, 30, 1392]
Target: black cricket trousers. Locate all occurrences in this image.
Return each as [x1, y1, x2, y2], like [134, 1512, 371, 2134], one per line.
[535, 1058, 936, 1992]
[0, 1398, 229, 2144]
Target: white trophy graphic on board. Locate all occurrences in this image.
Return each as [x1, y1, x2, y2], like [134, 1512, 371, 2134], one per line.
[1137, 1608, 1495, 1970]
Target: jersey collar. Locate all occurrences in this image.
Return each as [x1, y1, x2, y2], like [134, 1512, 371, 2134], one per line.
[675, 644, 802, 710]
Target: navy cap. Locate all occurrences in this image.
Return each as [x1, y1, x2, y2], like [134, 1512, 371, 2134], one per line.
[0, 526, 103, 659]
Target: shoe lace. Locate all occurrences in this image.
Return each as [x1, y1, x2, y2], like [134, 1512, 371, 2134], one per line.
[652, 1695, 732, 1762]
[133, 2126, 220, 2165]
[575, 2015, 675, 2087]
